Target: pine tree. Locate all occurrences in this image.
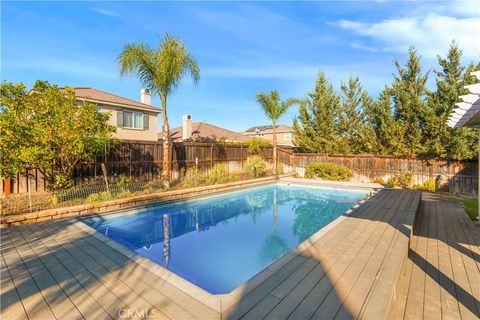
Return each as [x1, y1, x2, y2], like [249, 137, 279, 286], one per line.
[446, 61, 480, 160]
[338, 76, 374, 153]
[391, 46, 429, 156]
[365, 86, 405, 155]
[293, 71, 341, 153]
[425, 41, 479, 160]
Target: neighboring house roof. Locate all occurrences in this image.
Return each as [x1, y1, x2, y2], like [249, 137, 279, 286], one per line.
[69, 87, 160, 113]
[448, 71, 480, 128]
[166, 122, 249, 142]
[244, 124, 293, 133]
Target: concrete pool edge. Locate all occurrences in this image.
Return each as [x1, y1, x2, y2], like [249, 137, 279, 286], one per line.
[74, 178, 380, 314]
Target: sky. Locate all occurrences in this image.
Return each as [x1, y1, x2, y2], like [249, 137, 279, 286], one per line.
[2, 1, 480, 132]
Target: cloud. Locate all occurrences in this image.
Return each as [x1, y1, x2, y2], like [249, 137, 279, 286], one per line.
[91, 7, 119, 17]
[337, 13, 480, 59]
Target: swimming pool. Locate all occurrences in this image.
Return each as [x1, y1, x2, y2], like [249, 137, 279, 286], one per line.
[83, 183, 367, 294]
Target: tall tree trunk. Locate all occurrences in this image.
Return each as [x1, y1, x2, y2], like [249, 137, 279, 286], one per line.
[272, 122, 277, 175]
[161, 95, 170, 179]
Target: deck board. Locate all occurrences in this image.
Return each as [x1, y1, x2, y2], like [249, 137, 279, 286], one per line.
[390, 195, 480, 320]
[3, 188, 479, 320]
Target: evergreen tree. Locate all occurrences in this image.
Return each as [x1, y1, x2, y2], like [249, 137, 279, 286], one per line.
[293, 71, 340, 153]
[391, 46, 429, 156]
[365, 87, 405, 155]
[446, 61, 480, 160]
[424, 41, 479, 160]
[338, 76, 373, 153]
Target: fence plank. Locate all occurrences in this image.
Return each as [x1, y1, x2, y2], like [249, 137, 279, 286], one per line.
[1, 143, 477, 196]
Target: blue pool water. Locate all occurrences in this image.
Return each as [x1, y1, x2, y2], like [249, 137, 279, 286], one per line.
[83, 183, 366, 294]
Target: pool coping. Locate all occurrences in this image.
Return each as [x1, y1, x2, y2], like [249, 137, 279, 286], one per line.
[73, 178, 380, 314]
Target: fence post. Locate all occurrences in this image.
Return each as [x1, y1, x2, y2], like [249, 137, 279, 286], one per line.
[210, 144, 214, 168]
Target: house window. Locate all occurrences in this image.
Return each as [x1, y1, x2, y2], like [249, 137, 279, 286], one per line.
[284, 132, 292, 141]
[96, 106, 102, 112]
[123, 111, 143, 129]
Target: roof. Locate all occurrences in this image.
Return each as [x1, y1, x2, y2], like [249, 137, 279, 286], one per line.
[448, 71, 480, 128]
[166, 122, 250, 142]
[244, 124, 293, 133]
[69, 87, 160, 113]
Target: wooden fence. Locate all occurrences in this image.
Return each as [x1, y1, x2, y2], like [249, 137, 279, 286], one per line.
[286, 152, 478, 195]
[1, 142, 478, 196]
[0, 142, 275, 196]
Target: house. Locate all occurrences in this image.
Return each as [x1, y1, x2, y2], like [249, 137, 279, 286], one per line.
[165, 115, 249, 142]
[72, 87, 161, 142]
[242, 124, 294, 146]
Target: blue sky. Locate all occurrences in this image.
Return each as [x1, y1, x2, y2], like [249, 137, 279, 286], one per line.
[2, 1, 479, 131]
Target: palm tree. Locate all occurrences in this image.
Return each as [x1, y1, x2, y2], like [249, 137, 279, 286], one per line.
[118, 34, 200, 179]
[255, 91, 299, 174]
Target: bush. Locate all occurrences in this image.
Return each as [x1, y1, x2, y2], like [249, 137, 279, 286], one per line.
[416, 179, 437, 192]
[182, 167, 207, 188]
[304, 162, 353, 181]
[85, 192, 112, 203]
[372, 177, 385, 184]
[387, 172, 413, 189]
[245, 155, 268, 178]
[207, 163, 229, 185]
[246, 138, 271, 155]
[116, 176, 132, 193]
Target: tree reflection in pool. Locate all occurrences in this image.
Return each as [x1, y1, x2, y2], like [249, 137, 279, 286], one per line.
[84, 183, 366, 294]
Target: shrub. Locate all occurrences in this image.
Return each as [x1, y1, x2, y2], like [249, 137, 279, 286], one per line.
[304, 162, 353, 181]
[182, 167, 207, 188]
[387, 172, 413, 189]
[85, 192, 112, 203]
[116, 176, 132, 193]
[416, 179, 437, 192]
[372, 177, 385, 184]
[207, 163, 229, 185]
[246, 138, 271, 155]
[245, 155, 268, 178]
[277, 162, 285, 174]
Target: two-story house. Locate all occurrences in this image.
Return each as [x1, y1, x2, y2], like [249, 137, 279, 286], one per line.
[241, 124, 294, 147]
[73, 87, 161, 142]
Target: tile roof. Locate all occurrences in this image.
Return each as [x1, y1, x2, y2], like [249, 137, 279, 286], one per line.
[70, 87, 160, 112]
[244, 124, 292, 133]
[165, 122, 249, 142]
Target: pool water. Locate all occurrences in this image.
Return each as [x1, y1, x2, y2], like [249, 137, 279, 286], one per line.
[84, 183, 366, 294]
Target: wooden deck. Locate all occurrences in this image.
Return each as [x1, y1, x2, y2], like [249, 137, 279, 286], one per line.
[390, 193, 480, 320]
[1, 189, 478, 320]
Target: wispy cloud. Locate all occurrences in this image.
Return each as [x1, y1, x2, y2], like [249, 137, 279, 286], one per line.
[336, 5, 480, 59]
[91, 7, 119, 17]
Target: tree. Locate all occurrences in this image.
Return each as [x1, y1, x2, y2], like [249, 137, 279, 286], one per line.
[255, 91, 299, 174]
[0, 81, 115, 189]
[365, 86, 406, 155]
[118, 34, 200, 179]
[391, 46, 429, 156]
[338, 76, 376, 154]
[423, 41, 479, 160]
[293, 71, 341, 153]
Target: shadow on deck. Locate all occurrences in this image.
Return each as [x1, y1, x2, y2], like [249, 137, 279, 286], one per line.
[1, 189, 478, 319]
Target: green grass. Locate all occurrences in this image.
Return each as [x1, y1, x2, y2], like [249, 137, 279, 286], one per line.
[462, 198, 479, 220]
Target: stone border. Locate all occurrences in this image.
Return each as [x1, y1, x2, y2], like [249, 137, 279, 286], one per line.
[0, 174, 294, 227]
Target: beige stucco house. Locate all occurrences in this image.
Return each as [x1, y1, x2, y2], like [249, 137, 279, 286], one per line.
[73, 88, 160, 141]
[242, 124, 294, 146]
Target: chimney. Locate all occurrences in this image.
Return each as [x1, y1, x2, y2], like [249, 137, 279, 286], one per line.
[141, 88, 151, 105]
[182, 114, 192, 140]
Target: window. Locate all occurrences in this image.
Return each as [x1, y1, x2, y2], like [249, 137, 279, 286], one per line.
[122, 111, 143, 129]
[96, 106, 102, 112]
[284, 132, 292, 141]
